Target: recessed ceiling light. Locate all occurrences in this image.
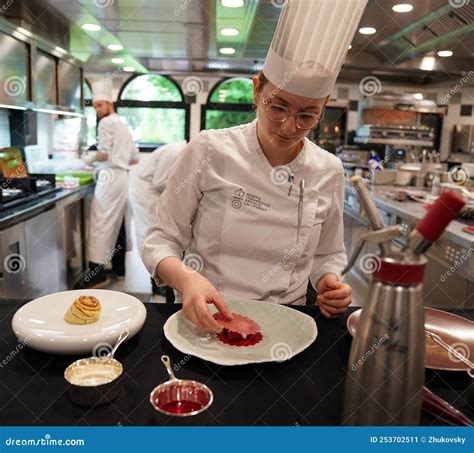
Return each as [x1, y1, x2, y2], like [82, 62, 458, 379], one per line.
[359, 27, 376, 35]
[421, 56, 436, 71]
[221, 28, 239, 36]
[392, 4, 413, 13]
[108, 44, 124, 51]
[82, 23, 101, 32]
[111, 57, 125, 64]
[220, 47, 236, 55]
[222, 0, 244, 7]
[413, 93, 423, 100]
[437, 50, 453, 57]
[123, 66, 135, 72]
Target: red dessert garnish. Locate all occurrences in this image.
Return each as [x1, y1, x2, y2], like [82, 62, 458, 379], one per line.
[213, 312, 263, 347]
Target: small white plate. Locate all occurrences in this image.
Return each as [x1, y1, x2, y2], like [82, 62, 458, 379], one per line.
[163, 299, 317, 366]
[12, 290, 147, 355]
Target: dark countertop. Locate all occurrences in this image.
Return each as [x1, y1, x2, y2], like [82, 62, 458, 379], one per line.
[0, 300, 472, 426]
[0, 184, 93, 230]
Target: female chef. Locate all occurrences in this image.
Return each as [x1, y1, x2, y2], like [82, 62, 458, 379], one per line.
[142, 0, 368, 332]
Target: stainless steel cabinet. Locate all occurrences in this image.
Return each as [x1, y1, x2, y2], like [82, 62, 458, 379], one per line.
[56, 195, 87, 288]
[1, 207, 65, 299]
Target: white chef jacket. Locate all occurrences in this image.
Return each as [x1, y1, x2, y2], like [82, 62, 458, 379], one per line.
[88, 113, 139, 265]
[142, 120, 347, 305]
[130, 141, 187, 250]
[97, 113, 139, 169]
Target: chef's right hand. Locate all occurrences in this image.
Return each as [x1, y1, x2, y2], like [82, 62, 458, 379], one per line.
[181, 272, 233, 333]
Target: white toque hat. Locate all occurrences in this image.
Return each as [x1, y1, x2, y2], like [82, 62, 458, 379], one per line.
[262, 0, 368, 99]
[92, 79, 114, 103]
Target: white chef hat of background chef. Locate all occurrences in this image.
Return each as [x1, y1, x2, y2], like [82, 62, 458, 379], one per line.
[262, 0, 368, 99]
[92, 79, 114, 103]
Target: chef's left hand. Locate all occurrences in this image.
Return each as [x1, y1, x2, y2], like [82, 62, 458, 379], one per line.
[316, 272, 352, 318]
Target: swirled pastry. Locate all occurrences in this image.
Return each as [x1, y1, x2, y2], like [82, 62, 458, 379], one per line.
[64, 295, 101, 325]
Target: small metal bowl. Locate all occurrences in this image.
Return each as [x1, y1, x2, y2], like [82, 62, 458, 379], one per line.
[64, 330, 129, 407]
[149, 356, 213, 423]
[64, 357, 123, 407]
[150, 379, 213, 417]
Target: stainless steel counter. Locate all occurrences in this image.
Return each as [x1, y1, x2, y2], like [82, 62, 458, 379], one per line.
[343, 182, 473, 309]
[0, 184, 94, 299]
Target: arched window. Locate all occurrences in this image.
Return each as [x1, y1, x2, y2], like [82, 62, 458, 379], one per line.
[202, 77, 255, 130]
[117, 74, 188, 147]
[83, 80, 97, 147]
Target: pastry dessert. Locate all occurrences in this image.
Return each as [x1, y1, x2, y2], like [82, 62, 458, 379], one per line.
[213, 312, 263, 347]
[64, 295, 101, 325]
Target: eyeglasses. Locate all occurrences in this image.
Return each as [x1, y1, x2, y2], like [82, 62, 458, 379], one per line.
[262, 96, 324, 130]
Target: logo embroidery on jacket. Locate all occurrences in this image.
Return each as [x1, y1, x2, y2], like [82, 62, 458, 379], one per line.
[231, 188, 270, 212]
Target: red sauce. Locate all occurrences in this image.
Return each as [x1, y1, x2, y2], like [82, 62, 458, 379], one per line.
[160, 400, 203, 414]
[217, 330, 263, 347]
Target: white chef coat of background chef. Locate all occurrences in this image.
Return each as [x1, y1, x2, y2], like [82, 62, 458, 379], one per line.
[88, 80, 140, 265]
[130, 140, 187, 251]
[142, 121, 346, 305]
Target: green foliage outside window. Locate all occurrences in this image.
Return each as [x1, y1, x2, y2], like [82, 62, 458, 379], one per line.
[205, 111, 256, 130]
[120, 107, 186, 144]
[209, 78, 254, 104]
[121, 75, 182, 102]
[205, 78, 255, 130]
[119, 75, 185, 144]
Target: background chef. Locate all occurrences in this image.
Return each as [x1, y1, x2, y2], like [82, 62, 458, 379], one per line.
[77, 79, 140, 288]
[142, 0, 368, 332]
[130, 140, 187, 299]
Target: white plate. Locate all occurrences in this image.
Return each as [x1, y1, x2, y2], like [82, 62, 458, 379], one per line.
[163, 299, 317, 366]
[12, 290, 147, 355]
